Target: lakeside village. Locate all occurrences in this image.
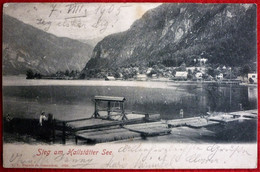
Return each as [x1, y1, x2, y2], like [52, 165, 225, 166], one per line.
[26, 58, 257, 85]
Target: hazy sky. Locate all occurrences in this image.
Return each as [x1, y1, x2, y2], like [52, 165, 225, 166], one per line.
[4, 3, 161, 40]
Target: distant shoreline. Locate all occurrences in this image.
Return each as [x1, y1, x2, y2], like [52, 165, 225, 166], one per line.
[3, 75, 257, 88]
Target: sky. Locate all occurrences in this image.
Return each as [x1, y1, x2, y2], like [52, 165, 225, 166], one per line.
[3, 3, 161, 40]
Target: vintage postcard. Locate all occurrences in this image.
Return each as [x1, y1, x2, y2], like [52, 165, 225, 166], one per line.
[2, 3, 257, 169]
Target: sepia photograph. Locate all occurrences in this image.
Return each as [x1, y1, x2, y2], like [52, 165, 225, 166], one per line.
[2, 2, 257, 169]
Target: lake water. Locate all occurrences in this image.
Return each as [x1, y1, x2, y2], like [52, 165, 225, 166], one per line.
[3, 76, 257, 120]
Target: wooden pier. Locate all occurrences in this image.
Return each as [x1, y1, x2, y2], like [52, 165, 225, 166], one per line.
[167, 109, 257, 129]
[75, 127, 140, 144]
[229, 110, 258, 119]
[74, 122, 171, 144]
[124, 122, 171, 137]
[54, 113, 161, 144]
[34, 93, 257, 145]
[53, 96, 165, 144]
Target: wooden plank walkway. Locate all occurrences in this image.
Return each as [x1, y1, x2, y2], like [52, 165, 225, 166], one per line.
[167, 117, 220, 128]
[75, 128, 140, 144]
[59, 113, 161, 132]
[243, 109, 258, 114]
[208, 109, 258, 123]
[167, 109, 257, 129]
[229, 109, 257, 119]
[167, 117, 201, 127]
[185, 119, 219, 128]
[54, 112, 162, 144]
[208, 114, 238, 123]
[74, 122, 171, 144]
[55, 109, 257, 144]
[123, 122, 171, 137]
[66, 118, 118, 131]
[62, 118, 149, 132]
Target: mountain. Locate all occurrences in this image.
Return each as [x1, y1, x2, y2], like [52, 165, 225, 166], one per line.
[3, 14, 93, 75]
[78, 37, 104, 47]
[83, 4, 256, 71]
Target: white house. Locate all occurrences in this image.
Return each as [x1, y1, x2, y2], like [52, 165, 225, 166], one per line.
[105, 76, 116, 81]
[173, 71, 188, 80]
[248, 73, 257, 83]
[136, 74, 147, 81]
[146, 68, 152, 75]
[152, 74, 157, 78]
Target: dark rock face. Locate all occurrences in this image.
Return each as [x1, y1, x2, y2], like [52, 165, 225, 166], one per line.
[83, 4, 256, 70]
[3, 14, 93, 75]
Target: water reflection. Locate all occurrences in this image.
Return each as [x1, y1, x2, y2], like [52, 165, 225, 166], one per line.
[3, 84, 257, 120]
[248, 87, 257, 102]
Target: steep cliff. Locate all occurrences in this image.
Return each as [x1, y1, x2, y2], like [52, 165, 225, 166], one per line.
[83, 4, 256, 71]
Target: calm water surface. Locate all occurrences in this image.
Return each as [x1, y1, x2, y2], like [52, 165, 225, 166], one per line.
[3, 78, 257, 120]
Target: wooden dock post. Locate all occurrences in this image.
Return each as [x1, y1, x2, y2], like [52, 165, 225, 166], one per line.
[75, 136, 78, 145]
[239, 103, 243, 110]
[144, 114, 149, 121]
[62, 122, 66, 144]
[121, 102, 128, 120]
[52, 119, 56, 143]
[108, 101, 111, 119]
[93, 101, 99, 118]
[180, 109, 184, 118]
